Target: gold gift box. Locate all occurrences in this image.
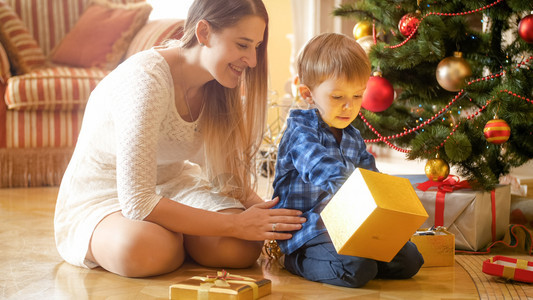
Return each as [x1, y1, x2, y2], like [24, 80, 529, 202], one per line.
[411, 227, 455, 267]
[169, 270, 271, 300]
[321, 168, 428, 262]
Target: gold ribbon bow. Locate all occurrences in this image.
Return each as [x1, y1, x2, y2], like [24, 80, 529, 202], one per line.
[192, 270, 259, 300]
[499, 258, 529, 280]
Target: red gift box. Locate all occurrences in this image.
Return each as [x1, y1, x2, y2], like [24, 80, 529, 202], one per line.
[482, 255, 533, 283]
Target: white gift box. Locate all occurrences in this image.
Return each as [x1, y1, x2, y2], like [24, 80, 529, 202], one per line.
[415, 182, 511, 251]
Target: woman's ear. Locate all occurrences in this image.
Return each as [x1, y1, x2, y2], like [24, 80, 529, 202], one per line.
[299, 85, 313, 104]
[195, 20, 210, 46]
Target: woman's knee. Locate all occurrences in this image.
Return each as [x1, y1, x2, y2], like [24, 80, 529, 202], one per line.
[217, 239, 263, 268]
[90, 215, 186, 277]
[117, 231, 185, 277]
[185, 236, 262, 268]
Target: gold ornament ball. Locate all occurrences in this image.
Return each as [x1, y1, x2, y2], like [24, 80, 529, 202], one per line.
[353, 21, 372, 40]
[425, 157, 450, 182]
[436, 52, 472, 92]
[356, 35, 374, 54]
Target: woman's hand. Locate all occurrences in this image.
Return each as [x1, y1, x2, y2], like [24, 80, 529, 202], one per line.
[230, 197, 306, 241]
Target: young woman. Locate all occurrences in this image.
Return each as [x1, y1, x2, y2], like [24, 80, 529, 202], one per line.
[54, 0, 305, 277]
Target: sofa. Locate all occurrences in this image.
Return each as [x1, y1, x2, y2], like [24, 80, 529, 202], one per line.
[0, 0, 184, 187]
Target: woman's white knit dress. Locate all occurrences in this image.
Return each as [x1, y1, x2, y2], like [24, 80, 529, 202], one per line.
[54, 49, 244, 268]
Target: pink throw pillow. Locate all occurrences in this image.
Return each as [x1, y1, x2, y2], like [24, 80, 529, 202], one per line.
[50, 0, 152, 69]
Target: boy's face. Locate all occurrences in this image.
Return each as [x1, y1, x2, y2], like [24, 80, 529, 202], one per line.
[304, 77, 366, 130]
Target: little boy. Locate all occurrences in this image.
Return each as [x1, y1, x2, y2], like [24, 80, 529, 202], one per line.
[272, 33, 423, 288]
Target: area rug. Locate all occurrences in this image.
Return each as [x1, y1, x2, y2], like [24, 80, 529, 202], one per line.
[454, 225, 533, 299]
[455, 254, 533, 299]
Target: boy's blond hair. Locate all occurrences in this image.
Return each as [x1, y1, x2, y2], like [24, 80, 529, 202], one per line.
[297, 33, 371, 89]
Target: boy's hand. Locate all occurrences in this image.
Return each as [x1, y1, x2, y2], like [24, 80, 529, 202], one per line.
[231, 197, 306, 241]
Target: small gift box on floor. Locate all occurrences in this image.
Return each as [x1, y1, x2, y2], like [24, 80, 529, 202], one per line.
[410, 227, 455, 267]
[482, 256, 533, 283]
[411, 175, 511, 251]
[321, 168, 428, 262]
[169, 270, 271, 300]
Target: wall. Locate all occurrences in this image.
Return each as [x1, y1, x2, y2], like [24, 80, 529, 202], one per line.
[262, 0, 356, 137]
[264, 0, 294, 100]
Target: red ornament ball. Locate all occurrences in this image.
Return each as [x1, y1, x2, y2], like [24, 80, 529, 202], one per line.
[483, 119, 511, 144]
[518, 15, 533, 44]
[362, 72, 394, 112]
[398, 13, 420, 37]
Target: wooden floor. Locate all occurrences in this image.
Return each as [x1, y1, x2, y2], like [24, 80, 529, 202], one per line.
[0, 186, 486, 299]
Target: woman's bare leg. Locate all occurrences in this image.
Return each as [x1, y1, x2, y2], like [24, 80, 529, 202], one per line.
[183, 208, 263, 268]
[87, 212, 186, 277]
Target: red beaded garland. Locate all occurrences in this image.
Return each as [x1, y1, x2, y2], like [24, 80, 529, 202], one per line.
[360, 56, 532, 153]
[383, 0, 504, 49]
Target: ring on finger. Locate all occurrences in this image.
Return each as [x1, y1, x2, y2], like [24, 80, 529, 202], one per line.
[272, 223, 277, 232]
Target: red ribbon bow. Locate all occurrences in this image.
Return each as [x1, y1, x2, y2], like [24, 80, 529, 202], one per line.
[416, 175, 471, 227]
[416, 175, 471, 193]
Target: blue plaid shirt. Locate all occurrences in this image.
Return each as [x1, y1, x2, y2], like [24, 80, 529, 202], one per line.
[272, 109, 378, 255]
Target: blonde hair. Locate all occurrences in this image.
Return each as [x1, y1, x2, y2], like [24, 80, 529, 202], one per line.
[297, 33, 371, 90]
[181, 0, 269, 200]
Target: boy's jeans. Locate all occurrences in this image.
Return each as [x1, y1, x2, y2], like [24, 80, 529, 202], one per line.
[284, 232, 424, 288]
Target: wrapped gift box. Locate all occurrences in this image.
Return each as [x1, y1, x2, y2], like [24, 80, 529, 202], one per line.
[169, 270, 271, 300]
[410, 227, 455, 267]
[414, 180, 511, 251]
[510, 195, 533, 228]
[482, 255, 533, 283]
[500, 174, 533, 197]
[321, 168, 428, 262]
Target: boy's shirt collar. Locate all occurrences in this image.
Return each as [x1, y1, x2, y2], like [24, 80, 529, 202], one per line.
[299, 108, 356, 146]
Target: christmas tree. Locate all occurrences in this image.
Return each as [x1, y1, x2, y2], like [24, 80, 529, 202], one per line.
[333, 0, 533, 190]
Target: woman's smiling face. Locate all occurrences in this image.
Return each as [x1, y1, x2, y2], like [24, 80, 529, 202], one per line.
[203, 15, 266, 89]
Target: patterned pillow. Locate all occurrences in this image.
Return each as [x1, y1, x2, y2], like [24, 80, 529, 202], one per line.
[0, 1, 47, 74]
[49, 0, 152, 70]
[0, 43, 11, 83]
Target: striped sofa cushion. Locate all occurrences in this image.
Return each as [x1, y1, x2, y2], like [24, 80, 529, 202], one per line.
[4, 108, 85, 148]
[0, 43, 10, 84]
[5, 0, 146, 56]
[125, 19, 185, 58]
[5, 66, 109, 111]
[0, 1, 47, 73]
